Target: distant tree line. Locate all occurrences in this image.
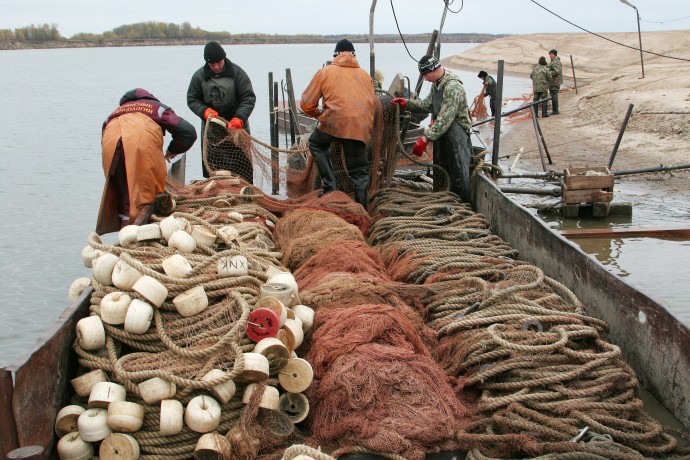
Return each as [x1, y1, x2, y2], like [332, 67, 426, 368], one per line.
[0, 21, 504, 44]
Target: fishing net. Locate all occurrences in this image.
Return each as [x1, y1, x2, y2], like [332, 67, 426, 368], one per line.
[471, 91, 489, 121]
[201, 94, 452, 202]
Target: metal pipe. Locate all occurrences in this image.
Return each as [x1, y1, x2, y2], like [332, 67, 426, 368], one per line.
[500, 186, 561, 196]
[608, 103, 634, 169]
[413, 30, 438, 98]
[529, 105, 548, 172]
[472, 97, 551, 127]
[369, 0, 377, 80]
[613, 163, 690, 176]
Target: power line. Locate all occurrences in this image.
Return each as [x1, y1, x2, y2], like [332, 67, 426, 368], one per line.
[641, 14, 690, 25]
[529, 0, 690, 62]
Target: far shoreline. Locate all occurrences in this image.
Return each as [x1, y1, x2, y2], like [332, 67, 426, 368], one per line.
[0, 35, 506, 51]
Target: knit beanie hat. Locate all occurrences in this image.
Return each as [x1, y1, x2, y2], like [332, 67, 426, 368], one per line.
[549, 49, 558, 56]
[334, 39, 355, 53]
[204, 41, 226, 63]
[418, 55, 441, 75]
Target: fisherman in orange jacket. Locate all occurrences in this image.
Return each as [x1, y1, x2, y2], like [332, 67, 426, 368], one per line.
[97, 88, 197, 234]
[300, 39, 377, 208]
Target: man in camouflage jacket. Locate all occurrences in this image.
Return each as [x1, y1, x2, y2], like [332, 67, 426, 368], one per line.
[548, 49, 563, 115]
[531, 56, 552, 118]
[391, 55, 474, 203]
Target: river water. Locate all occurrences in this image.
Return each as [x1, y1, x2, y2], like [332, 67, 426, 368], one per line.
[0, 43, 540, 366]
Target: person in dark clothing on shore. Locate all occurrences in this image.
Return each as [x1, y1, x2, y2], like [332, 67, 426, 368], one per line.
[187, 41, 256, 181]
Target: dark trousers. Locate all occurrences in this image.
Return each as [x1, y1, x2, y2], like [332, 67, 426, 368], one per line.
[488, 96, 496, 117]
[109, 140, 130, 227]
[534, 92, 548, 116]
[549, 88, 559, 113]
[308, 128, 370, 203]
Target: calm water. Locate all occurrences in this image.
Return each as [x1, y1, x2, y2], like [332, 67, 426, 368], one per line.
[0, 43, 538, 365]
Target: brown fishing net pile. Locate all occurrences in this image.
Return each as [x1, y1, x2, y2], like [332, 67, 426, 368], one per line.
[366, 186, 686, 459]
[271, 208, 365, 271]
[267, 208, 473, 459]
[470, 91, 489, 121]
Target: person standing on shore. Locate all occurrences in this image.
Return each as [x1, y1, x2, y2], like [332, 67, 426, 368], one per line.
[391, 55, 474, 203]
[187, 41, 256, 181]
[530, 56, 552, 118]
[477, 70, 496, 117]
[97, 88, 197, 234]
[548, 49, 563, 115]
[300, 38, 377, 208]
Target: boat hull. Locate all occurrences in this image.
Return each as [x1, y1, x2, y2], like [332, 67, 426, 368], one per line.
[473, 173, 690, 428]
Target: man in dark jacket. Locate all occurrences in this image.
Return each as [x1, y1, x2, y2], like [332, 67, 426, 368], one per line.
[97, 88, 197, 234]
[187, 41, 256, 180]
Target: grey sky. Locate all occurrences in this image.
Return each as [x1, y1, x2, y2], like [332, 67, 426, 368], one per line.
[1, 0, 688, 38]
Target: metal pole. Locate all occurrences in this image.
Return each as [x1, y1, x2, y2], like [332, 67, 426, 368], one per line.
[529, 105, 548, 172]
[608, 103, 634, 169]
[620, 0, 644, 78]
[635, 8, 645, 78]
[413, 30, 439, 98]
[491, 60, 504, 180]
[369, 0, 377, 80]
[472, 97, 551, 127]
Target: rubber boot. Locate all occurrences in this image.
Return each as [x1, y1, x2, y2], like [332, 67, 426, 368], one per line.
[310, 148, 337, 194]
[354, 188, 368, 209]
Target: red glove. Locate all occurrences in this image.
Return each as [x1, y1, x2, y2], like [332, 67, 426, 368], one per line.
[203, 108, 218, 120]
[411, 136, 429, 157]
[391, 97, 407, 109]
[228, 117, 244, 129]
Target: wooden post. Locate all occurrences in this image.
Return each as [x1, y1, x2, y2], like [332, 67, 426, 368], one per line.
[608, 103, 634, 169]
[269, 72, 276, 149]
[413, 30, 439, 98]
[491, 60, 504, 179]
[285, 68, 301, 146]
[269, 73, 279, 194]
[570, 55, 578, 94]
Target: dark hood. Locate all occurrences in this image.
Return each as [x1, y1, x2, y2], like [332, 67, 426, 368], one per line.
[119, 88, 160, 106]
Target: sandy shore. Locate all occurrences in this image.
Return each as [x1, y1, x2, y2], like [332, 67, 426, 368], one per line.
[442, 30, 690, 205]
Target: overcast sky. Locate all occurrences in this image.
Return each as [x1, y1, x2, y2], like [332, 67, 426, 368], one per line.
[1, 0, 688, 37]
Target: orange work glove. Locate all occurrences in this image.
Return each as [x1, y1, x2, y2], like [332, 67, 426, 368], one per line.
[391, 97, 407, 109]
[228, 118, 244, 129]
[203, 108, 219, 120]
[411, 136, 429, 157]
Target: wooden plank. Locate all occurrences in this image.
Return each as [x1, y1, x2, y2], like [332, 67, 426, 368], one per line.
[562, 228, 690, 239]
[0, 368, 19, 457]
[562, 185, 613, 204]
